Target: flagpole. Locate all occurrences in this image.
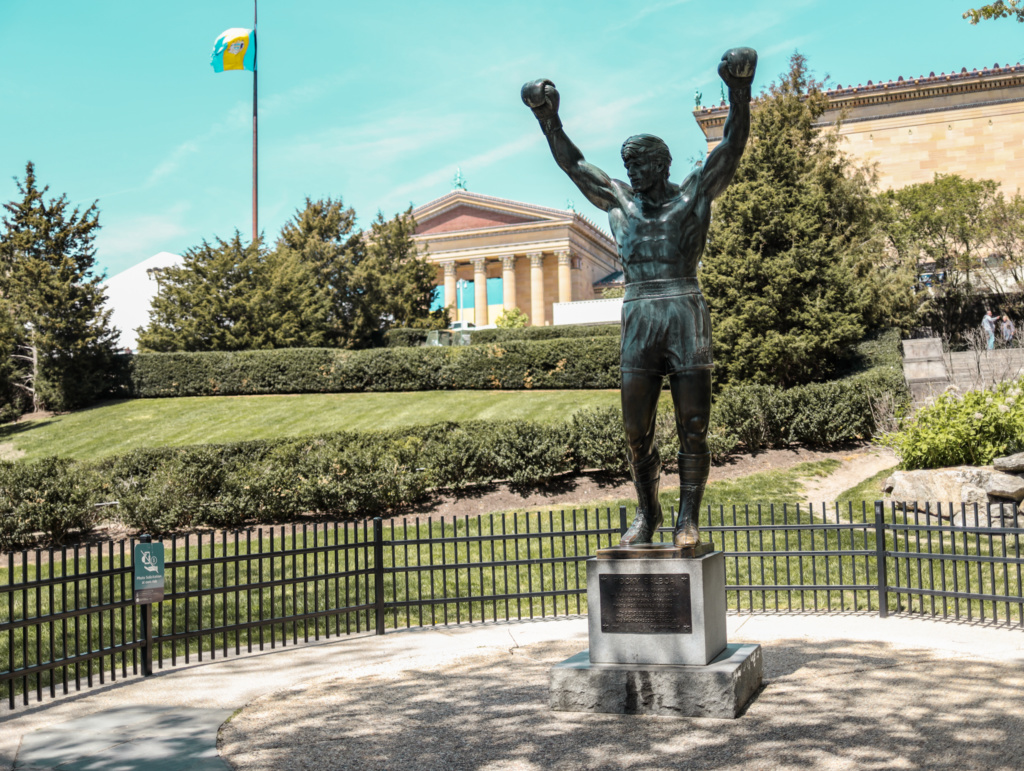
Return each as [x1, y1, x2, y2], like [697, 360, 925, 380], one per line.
[252, 0, 258, 244]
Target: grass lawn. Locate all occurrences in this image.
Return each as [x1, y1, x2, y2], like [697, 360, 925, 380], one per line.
[0, 390, 620, 462]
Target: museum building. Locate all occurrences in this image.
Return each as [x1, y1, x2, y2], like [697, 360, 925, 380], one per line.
[694, 61, 1024, 194]
[413, 190, 621, 327]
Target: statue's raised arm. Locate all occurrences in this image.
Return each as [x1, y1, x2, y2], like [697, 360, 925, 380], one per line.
[699, 47, 757, 201]
[521, 79, 625, 212]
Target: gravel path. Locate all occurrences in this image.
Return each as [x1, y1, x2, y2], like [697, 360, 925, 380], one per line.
[220, 624, 1024, 771]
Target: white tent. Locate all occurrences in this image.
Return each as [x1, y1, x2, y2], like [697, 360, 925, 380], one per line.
[104, 251, 182, 351]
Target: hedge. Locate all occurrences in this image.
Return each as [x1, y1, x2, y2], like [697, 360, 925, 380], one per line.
[469, 324, 621, 345]
[128, 337, 622, 397]
[383, 328, 431, 348]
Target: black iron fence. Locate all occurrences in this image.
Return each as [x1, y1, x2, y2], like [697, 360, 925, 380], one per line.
[4, 500, 1024, 709]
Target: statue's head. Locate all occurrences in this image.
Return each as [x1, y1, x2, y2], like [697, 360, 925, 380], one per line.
[621, 134, 672, 191]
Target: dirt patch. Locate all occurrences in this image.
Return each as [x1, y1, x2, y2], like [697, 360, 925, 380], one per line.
[800, 445, 897, 506]
[415, 444, 872, 520]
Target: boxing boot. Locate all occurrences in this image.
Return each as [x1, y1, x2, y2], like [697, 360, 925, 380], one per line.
[674, 452, 710, 549]
[620, 450, 663, 546]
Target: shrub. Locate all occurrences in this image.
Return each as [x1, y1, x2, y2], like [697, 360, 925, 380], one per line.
[713, 383, 792, 451]
[484, 421, 572, 489]
[881, 378, 1024, 469]
[568, 406, 628, 474]
[0, 458, 99, 547]
[494, 307, 529, 329]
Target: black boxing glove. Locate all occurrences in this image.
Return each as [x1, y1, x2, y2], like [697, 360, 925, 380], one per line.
[521, 79, 562, 134]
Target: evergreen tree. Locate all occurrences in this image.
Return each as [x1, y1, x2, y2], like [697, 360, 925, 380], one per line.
[347, 208, 445, 345]
[699, 54, 914, 388]
[137, 233, 272, 352]
[275, 197, 358, 346]
[0, 162, 118, 411]
[140, 199, 443, 352]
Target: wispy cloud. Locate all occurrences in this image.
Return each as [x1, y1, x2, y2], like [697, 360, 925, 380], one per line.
[383, 132, 542, 203]
[97, 202, 192, 273]
[608, 0, 694, 31]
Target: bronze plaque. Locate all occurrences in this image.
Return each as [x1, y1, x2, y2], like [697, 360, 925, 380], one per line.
[599, 574, 691, 634]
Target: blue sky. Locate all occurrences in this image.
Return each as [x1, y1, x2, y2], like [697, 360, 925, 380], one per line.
[1, 0, 1022, 278]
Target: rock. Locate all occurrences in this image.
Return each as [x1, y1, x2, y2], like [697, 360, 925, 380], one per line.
[882, 476, 895, 494]
[888, 468, 991, 510]
[985, 471, 1024, 501]
[994, 452, 1024, 473]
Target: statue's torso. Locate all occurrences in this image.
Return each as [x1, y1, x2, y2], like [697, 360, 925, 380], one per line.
[609, 185, 710, 284]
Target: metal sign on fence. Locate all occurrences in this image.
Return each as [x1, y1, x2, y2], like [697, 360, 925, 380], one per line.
[133, 541, 165, 604]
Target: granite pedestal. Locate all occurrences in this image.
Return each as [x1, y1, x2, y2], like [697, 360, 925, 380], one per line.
[549, 550, 762, 718]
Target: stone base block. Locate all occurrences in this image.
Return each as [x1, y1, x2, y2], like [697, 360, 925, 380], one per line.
[587, 552, 726, 666]
[549, 643, 762, 719]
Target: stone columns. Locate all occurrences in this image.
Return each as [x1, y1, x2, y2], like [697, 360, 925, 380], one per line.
[442, 261, 457, 314]
[501, 255, 517, 312]
[557, 250, 573, 304]
[528, 252, 545, 326]
[472, 258, 488, 326]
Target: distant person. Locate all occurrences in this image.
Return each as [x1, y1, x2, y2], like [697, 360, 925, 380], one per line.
[1003, 314, 1016, 346]
[982, 310, 996, 350]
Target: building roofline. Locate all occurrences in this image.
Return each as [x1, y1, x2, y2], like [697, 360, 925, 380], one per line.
[412, 189, 614, 247]
[693, 61, 1024, 132]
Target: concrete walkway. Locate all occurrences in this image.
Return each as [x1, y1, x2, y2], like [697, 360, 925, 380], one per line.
[4, 613, 1024, 770]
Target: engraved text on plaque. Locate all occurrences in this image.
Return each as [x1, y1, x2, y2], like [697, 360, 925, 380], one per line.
[599, 574, 692, 634]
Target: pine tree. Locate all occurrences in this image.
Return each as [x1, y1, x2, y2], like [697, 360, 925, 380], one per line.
[699, 54, 914, 388]
[137, 232, 271, 352]
[139, 200, 443, 352]
[275, 197, 358, 346]
[0, 162, 118, 412]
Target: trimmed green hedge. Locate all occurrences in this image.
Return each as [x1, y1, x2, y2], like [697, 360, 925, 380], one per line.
[712, 365, 908, 451]
[470, 324, 620, 345]
[128, 338, 621, 397]
[383, 328, 430, 348]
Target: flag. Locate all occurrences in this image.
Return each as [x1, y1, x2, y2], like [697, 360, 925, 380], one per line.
[211, 28, 256, 72]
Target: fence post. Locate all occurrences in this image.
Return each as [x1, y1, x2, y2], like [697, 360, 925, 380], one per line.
[874, 501, 888, 618]
[373, 518, 386, 635]
[139, 534, 154, 676]
[619, 506, 628, 535]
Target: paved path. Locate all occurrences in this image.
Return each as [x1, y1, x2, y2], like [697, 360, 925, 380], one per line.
[4, 614, 1024, 770]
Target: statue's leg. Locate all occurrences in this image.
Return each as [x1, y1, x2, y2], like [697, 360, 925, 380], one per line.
[620, 371, 664, 546]
[668, 370, 712, 548]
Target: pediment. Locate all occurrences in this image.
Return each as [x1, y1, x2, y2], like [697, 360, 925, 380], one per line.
[413, 192, 570, 236]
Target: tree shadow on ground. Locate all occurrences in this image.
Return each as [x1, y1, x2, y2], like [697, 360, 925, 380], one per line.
[220, 636, 1024, 770]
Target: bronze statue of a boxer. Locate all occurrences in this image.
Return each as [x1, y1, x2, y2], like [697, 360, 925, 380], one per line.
[522, 47, 756, 548]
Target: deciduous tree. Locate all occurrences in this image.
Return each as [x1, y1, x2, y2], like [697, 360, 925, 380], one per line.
[963, 1, 1024, 23]
[882, 174, 1000, 338]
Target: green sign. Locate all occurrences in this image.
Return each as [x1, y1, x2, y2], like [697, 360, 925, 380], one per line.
[133, 542, 165, 604]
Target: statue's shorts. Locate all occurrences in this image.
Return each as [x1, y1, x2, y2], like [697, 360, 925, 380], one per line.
[620, 277, 713, 376]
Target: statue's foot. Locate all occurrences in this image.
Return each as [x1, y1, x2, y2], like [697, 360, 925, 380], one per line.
[673, 521, 701, 549]
[620, 509, 663, 546]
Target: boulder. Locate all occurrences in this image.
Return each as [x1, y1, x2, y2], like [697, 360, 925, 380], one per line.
[994, 452, 1024, 473]
[985, 471, 1024, 501]
[887, 468, 990, 510]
